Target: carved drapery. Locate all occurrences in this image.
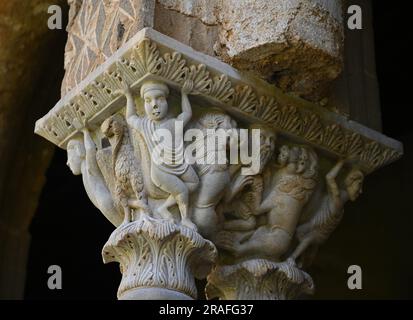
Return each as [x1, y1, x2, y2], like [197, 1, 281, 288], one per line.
[35, 28, 403, 300]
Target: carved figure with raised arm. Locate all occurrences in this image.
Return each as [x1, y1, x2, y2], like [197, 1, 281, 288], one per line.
[122, 80, 199, 229]
[290, 160, 364, 265]
[66, 120, 122, 226]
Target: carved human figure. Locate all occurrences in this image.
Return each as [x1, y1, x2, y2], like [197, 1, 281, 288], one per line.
[123, 80, 199, 229]
[222, 124, 276, 233]
[189, 110, 238, 239]
[289, 160, 364, 265]
[66, 126, 122, 227]
[101, 114, 151, 225]
[217, 145, 318, 262]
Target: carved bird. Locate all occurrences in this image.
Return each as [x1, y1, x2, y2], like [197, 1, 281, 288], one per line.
[101, 114, 150, 224]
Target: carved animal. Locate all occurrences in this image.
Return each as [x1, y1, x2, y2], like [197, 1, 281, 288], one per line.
[101, 114, 150, 224]
[190, 111, 236, 239]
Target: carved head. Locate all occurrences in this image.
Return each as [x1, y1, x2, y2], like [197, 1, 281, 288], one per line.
[66, 139, 85, 175]
[286, 146, 300, 173]
[101, 114, 125, 141]
[250, 124, 276, 171]
[278, 145, 290, 167]
[140, 80, 169, 121]
[345, 168, 364, 201]
[197, 110, 235, 131]
[296, 148, 309, 174]
[197, 110, 238, 155]
[299, 147, 318, 179]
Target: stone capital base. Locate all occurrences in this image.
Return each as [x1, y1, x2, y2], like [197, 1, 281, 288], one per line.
[206, 259, 314, 300]
[102, 215, 217, 300]
[119, 287, 193, 300]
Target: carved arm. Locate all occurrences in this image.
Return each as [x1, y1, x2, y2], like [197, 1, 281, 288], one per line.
[178, 80, 194, 126]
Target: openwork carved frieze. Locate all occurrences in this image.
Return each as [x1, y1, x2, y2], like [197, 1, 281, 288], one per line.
[35, 28, 403, 300]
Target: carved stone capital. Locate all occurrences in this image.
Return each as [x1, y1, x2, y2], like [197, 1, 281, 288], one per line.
[103, 214, 217, 299]
[35, 27, 403, 300]
[206, 259, 314, 300]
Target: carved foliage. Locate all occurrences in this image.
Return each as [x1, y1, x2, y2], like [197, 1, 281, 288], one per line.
[206, 259, 314, 300]
[35, 38, 401, 172]
[102, 215, 217, 299]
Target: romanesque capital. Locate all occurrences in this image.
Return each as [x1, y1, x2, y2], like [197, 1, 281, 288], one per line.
[35, 28, 403, 300]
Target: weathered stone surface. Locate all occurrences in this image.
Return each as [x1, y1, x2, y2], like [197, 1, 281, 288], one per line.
[220, 0, 343, 101]
[62, 0, 344, 102]
[156, 0, 344, 101]
[154, 1, 219, 57]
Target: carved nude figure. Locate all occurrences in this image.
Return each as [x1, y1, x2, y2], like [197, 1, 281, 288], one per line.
[289, 160, 364, 265]
[101, 114, 150, 225]
[217, 146, 318, 262]
[190, 110, 238, 239]
[123, 80, 199, 229]
[66, 124, 122, 227]
[222, 124, 276, 233]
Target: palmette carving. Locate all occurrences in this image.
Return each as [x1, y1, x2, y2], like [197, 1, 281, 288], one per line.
[35, 34, 401, 173]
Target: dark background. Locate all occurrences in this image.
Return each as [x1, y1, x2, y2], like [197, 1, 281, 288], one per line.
[24, 2, 413, 299]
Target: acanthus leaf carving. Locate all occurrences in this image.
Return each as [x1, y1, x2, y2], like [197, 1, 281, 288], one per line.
[131, 38, 162, 77]
[345, 132, 364, 159]
[158, 52, 188, 84]
[302, 114, 323, 144]
[187, 64, 212, 94]
[323, 124, 346, 155]
[35, 32, 401, 172]
[231, 85, 257, 114]
[276, 105, 302, 135]
[209, 75, 234, 103]
[257, 96, 279, 123]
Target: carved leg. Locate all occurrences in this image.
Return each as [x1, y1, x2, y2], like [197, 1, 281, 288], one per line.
[176, 192, 197, 230]
[156, 195, 176, 222]
[192, 206, 218, 240]
[122, 206, 131, 225]
[289, 235, 314, 261]
[223, 216, 256, 232]
[232, 226, 292, 261]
